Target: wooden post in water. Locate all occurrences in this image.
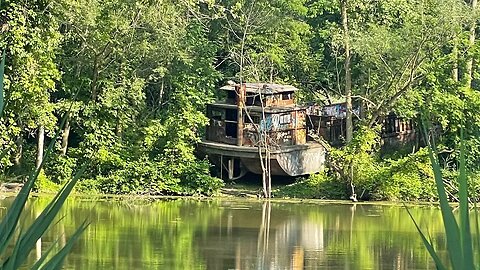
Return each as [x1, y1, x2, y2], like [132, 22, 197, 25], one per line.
[228, 158, 234, 180]
[220, 155, 223, 180]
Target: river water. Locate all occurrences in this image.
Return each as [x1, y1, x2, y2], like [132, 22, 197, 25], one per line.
[1, 197, 447, 269]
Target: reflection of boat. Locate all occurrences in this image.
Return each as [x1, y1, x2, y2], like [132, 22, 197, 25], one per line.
[197, 83, 326, 179]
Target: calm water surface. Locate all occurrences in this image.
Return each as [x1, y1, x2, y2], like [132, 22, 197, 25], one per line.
[1, 197, 447, 269]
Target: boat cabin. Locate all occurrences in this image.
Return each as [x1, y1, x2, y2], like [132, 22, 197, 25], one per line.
[199, 83, 326, 179]
[206, 83, 309, 147]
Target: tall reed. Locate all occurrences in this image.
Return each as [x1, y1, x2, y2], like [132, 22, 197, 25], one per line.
[0, 45, 87, 269]
[407, 128, 477, 269]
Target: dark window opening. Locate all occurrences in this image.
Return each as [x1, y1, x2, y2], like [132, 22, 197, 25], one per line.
[225, 122, 237, 138]
[227, 91, 236, 100]
[282, 93, 292, 100]
[246, 95, 260, 106]
[246, 96, 254, 105]
[225, 109, 237, 121]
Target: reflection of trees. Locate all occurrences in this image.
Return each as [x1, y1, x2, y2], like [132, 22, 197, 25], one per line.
[199, 202, 448, 270]
[256, 201, 270, 270]
[0, 198, 450, 270]
[16, 197, 224, 269]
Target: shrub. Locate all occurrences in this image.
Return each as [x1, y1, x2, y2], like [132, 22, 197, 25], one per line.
[33, 169, 60, 192]
[368, 148, 436, 201]
[275, 170, 348, 199]
[45, 155, 77, 184]
[92, 157, 223, 196]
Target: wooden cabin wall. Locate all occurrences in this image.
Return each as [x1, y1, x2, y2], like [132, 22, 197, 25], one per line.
[306, 113, 418, 149]
[265, 93, 295, 107]
[230, 91, 296, 107]
[241, 110, 307, 147]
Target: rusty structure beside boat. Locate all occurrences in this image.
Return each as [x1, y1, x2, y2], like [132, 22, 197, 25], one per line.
[197, 83, 326, 179]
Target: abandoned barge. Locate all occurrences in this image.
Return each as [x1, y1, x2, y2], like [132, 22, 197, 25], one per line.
[197, 83, 326, 179]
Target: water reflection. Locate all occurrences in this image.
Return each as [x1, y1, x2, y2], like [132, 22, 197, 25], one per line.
[0, 197, 447, 270]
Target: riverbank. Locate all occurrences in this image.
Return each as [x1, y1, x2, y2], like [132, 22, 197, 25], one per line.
[0, 185, 448, 209]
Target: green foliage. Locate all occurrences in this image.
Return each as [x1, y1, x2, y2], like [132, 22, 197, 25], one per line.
[275, 170, 347, 199]
[33, 169, 60, 192]
[370, 149, 436, 201]
[328, 126, 381, 195]
[44, 155, 77, 185]
[213, 0, 312, 84]
[94, 157, 222, 196]
[0, 49, 4, 115]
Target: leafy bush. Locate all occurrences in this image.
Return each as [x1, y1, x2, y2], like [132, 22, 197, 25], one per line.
[275, 170, 348, 199]
[368, 148, 436, 201]
[179, 159, 224, 195]
[74, 178, 100, 194]
[88, 156, 223, 196]
[33, 169, 60, 192]
[45, 155, 77, 184]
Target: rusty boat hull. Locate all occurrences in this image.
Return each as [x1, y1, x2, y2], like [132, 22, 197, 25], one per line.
[197, 140, 326, 178]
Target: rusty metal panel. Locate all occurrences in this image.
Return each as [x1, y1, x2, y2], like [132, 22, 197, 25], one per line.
[207, 120, 237, 145]
[206, 119, 225, 141]
[276, 146, 326, 176]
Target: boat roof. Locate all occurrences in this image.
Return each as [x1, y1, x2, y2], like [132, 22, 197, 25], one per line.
[220, 83, 298, 94]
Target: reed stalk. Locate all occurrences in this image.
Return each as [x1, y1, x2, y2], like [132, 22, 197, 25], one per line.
[0, 46, 86, 269]
[407, 125, 477, 269]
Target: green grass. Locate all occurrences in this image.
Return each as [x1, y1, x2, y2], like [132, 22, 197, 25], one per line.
[0, 45, 86, 269]
[408, 128, 477, 269]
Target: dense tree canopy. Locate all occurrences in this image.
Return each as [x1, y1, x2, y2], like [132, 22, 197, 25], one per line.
[0, 0, 479, 199]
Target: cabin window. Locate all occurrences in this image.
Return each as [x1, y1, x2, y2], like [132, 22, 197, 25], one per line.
[282, 93, 292, 100]
[246, 95, 258, 106]
[211, 109, 223, 121]
[280, 114, 291, 124]
[245, 114, 260, 124]
[225, 122, 237, 138]
[225, 109, 237, 121]
[227, 91, 236, 100]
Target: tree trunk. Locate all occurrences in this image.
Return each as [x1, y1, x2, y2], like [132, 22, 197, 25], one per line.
[341, 0, 353, 143]
[14, 135, 23, 167]
[91, 55, 99, 101]
[452, 39, 459, 82]
[36, 125, 45, 170]
[466, 0, 477, 88]
[158, 79, 164, 107]
[60, 118, 70, 156]
[341, 0, 355, 201]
